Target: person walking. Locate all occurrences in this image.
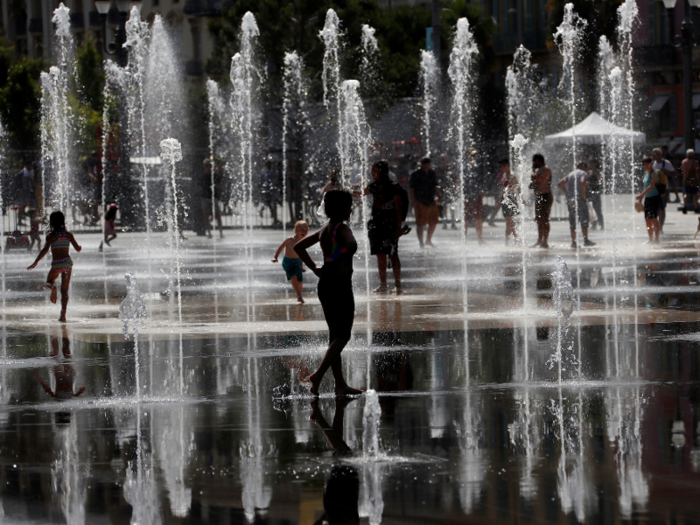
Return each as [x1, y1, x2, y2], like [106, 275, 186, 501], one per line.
[530, 154, 552, 249]
[359, 160, 404, 294]
[409, 157, 441, 248]
[587, 158, 604, 230]
[497, 159, 521, 244]
[681, 149, 700, 214]
[662, 144, 681, 203]
[652, 148, 675, 232]
[558, 162, 596, 248]
[637, 156, 662, 244]
[294, 189, 362, 397]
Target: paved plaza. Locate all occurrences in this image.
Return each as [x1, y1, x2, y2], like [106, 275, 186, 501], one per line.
[1, 196, 699, 524]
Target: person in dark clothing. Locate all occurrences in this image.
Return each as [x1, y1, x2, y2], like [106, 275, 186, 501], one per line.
[294, 189, 362, 397]
[359, 160, 404, 294]
[409, 157, 441, 248]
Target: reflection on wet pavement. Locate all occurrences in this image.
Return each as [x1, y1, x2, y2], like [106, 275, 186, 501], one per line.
[0, 228, 699, 523]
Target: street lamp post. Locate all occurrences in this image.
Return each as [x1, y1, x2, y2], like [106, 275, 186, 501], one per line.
[663, 0, 700, 150]
[95, 0, 142, 67]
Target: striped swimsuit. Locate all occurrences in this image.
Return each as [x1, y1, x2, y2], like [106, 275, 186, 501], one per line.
[51, 231, 73, 273]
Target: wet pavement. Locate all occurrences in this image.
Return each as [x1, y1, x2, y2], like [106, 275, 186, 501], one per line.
[1, 200, 700, 524]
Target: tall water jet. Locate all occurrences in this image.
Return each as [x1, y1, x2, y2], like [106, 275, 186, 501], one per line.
[338, 80, 371, 297]
[160, 139, 184, 320]
[123, 6, 151, 236]
[360, 24, 380, 100]
[145, 16, 186, 144]
[320, 9, 341, 109]
[419, 50, 438, 156]
[447, 17, 478, 307]
[0, 124, 6, 307]
[230, 12, 261, 238]
[282, 51, 307, 235]
[40, 4, 77, 221]
[319, 9, 344, 179]
[510, 133, 529, 305]
[554, 4, 586, 169]
[506, 46, 537, 141]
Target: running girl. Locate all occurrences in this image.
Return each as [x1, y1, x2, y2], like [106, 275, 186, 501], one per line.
[27, 211, 82, 322]
[294, 189, 362, 397]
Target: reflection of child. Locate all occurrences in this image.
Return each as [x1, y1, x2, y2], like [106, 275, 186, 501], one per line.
[27, 211, 82, 322]
[294, 190, 362, 397]
[99, 203, 118, 251]
[34, 327, 86, 399]
[272, 220, 309, 303]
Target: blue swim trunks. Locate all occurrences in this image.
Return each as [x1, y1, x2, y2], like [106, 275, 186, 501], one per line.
[281, 256, 303, 282]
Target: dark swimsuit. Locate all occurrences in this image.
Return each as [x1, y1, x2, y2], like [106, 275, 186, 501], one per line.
[319, 223, 354, 343]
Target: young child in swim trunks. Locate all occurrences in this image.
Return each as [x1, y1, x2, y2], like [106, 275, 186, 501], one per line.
[27, 211, 82, 322]
[294, 189, 362, 397]
[99, 203, 118, 251]
[272, 220, 309, 303]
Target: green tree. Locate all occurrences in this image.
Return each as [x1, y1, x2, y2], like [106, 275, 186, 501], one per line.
[74, 36, 105, 155]
[207, 0, 494, 102]
[0, 38, 45, 151]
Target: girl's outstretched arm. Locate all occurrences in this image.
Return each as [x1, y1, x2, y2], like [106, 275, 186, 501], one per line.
[294, 230, 321, 276]
[27, 234, 53, 270]
[68, 232, 81, 252]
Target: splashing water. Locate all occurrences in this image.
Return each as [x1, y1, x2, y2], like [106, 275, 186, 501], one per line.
[448, 18, 478, 306]
[419, 50, 438, 156]
[548, 257, 579, 383]
[360, 24, 380, 98]
[230, 12, 261, 242]
[282, 51, 307, 237]
[320, 9, 341, 110]
[119, 273, 147, 339]
[554, 4, 587, 169]
[40, 4, 77, 221]
[362, 389, 381, 457]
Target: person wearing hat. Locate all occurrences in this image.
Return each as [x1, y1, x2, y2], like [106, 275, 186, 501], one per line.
[409, 157, 441, 248]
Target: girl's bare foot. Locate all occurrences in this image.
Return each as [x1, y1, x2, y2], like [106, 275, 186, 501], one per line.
[58, 313, 66, 323]
[372, 284, 389, 294]
[391, 286, 403, 295]
[302, 372, 321, 397]
[297, 295, 305, 304]
[335, 385, 364, 397]
[49, 286, 58, 304]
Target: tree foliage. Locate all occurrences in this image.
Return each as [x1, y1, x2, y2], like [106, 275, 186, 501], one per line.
[0, 38, 45, 151]
[207, 0, 495, 102]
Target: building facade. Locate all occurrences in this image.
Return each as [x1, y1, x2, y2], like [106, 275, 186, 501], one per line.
[0, 0, 226, 79]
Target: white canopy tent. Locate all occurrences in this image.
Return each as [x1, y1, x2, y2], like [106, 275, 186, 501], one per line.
[544, 111, 646, 145]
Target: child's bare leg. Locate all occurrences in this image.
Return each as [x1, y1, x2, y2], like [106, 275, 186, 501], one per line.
[374, 255, 388, 292]
[46, 269, 59, 304]
[59, 272, 71, 322]
[291, 276, 304, 303]
[391, 254, 402, 293]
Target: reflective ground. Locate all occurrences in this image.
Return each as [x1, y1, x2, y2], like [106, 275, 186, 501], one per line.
[1, 199, 700, 524]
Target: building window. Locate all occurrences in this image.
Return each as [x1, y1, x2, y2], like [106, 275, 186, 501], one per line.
[651, 92, 677, 133]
